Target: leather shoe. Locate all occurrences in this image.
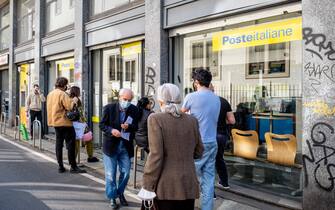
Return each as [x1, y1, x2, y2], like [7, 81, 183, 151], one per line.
[87, 157, 99, 162]
[58, 166, 66, 173]
[110, 199, 119, 209]
[119, 194, 128, 206]
[70, 166, 86, 173]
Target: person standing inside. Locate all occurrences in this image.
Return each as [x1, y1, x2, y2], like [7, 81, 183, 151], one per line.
[47, 77, 86, 174]
[141, 83, 203, 210]
[69, 86, 99, 163]
[99, 88, 138, 209]
[210, 84, 235, 189]
[181, 69, 220, 210]
[135, 97, 153, 153]
[26, 83, 45, 139]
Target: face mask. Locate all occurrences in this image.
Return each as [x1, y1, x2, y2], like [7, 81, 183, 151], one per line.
[120, 100, 131, 109]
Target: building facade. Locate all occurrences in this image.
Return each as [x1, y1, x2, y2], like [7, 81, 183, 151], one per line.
[0, 0, 334, 209]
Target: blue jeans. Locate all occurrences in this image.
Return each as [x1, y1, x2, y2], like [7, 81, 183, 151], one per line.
[103, 141, 131, 200]
[195, 142, 218, 210]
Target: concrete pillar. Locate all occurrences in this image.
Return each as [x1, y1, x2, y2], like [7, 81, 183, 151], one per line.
[302, 0, 335, 209]
[8, 0, 17, 126]
[145, 0, 169, 109]
[34, 0, 45, 88]
[74, 0, 89, 113]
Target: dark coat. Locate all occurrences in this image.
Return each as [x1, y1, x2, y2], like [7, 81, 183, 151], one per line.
[99, 102, 138, 158]
[135, 109, 153, 150]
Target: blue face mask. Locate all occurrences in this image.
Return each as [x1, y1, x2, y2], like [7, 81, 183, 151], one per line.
[120, 100, 131, 109]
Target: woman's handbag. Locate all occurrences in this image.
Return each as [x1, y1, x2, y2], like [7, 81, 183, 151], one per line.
[66, 105, 80, 121]
[82, 131, 93, 142]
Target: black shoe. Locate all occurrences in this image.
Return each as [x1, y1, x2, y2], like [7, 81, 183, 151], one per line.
[87, 157, 99, 163]
[58, 166, 66, 173]
[70, 166, 86, 173]
[119, 194, 128, 206]
[110, 199, 119, 209]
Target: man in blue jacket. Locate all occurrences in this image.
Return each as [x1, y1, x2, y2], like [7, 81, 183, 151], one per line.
[99, 88, 138, 209]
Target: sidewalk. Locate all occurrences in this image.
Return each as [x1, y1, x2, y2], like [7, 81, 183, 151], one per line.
[0, 127, 287, 210]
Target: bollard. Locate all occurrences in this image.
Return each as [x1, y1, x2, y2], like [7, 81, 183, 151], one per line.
[0, 112, 6, 134]
[14, 115, 20, 140]
[32, 119, 42, 150]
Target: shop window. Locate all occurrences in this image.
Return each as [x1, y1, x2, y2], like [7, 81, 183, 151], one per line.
[181, 16, 303, 200]
[108, 54, 122, 81]
[246, 42, 290, 79]
[189, 39, 219, 81]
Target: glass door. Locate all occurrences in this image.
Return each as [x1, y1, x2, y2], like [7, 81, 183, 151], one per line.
[102, 48, 122, 107]
[19, 64, 32, 128]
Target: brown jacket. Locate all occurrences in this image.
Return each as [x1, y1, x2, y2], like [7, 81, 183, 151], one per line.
[143, 112, 204, 200]
[47, 88, 74, 127]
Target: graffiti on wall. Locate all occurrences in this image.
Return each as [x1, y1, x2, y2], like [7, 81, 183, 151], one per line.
[304, 100, 335, 117]
[303, 27, 335, 192]
[303, 27, 335, 95]
[303, 122, 335, 191]
[145, 67, 157, 108]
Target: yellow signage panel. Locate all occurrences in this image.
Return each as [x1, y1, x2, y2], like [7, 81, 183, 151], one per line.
[57, 58, 74, 71]
[121, 41, 142, 56]
[212, 17, 302, 51]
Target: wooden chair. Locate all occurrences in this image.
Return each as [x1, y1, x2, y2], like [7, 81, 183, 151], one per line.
[265, 132, 297, 166]
[231, 129, 259, 160]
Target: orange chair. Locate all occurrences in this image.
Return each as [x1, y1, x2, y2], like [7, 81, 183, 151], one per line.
[264, 132, 297, 166]
[231, 129, 259, 160]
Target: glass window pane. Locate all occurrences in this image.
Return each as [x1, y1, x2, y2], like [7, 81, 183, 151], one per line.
[17, 0, 35, 43]
[1, 5, 9, 27]
[131, 60, 135, 82]
[91, 0, 131, 16]
[46, 0, 74, 33]
[109, 56, 116, 81]
[0, 27, 9, 50]
[125, 61, 130, 81]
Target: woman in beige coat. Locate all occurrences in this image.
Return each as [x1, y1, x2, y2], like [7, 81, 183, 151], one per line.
[142, 83, 204, 210]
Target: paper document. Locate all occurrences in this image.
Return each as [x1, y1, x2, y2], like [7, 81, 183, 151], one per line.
[121, 116, 133, 141]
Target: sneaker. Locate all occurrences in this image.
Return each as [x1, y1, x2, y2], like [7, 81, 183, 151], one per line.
[87, 157, 99, 163]
[119, 194, 128, 206]
[70, 166, 86, 173]
[214, 192, 217, 200]
[58, 166, 66, 173]
[219, 181, 230, 190]
[110, 199, 119, 209]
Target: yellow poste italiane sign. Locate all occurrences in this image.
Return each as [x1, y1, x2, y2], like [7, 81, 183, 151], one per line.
[212, 17, 302, 51]
[122, 41, 142, 56]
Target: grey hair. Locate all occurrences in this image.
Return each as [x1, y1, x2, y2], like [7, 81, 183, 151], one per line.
[119, 88, 134, 98]
[157, 83, 181, 117]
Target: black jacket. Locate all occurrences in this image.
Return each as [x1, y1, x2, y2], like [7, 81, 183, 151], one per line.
[135, 109, 153, 150]
[99, 102, 138, 158]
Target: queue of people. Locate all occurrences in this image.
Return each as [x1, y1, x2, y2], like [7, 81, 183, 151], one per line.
[38, 67, 233, 209]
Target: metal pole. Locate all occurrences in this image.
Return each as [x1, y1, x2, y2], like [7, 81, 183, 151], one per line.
[133, 145, 138, 189]
[0, 112, 5, 134]
[14, 115, 20, 140]
[77, 140, 81, 165]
